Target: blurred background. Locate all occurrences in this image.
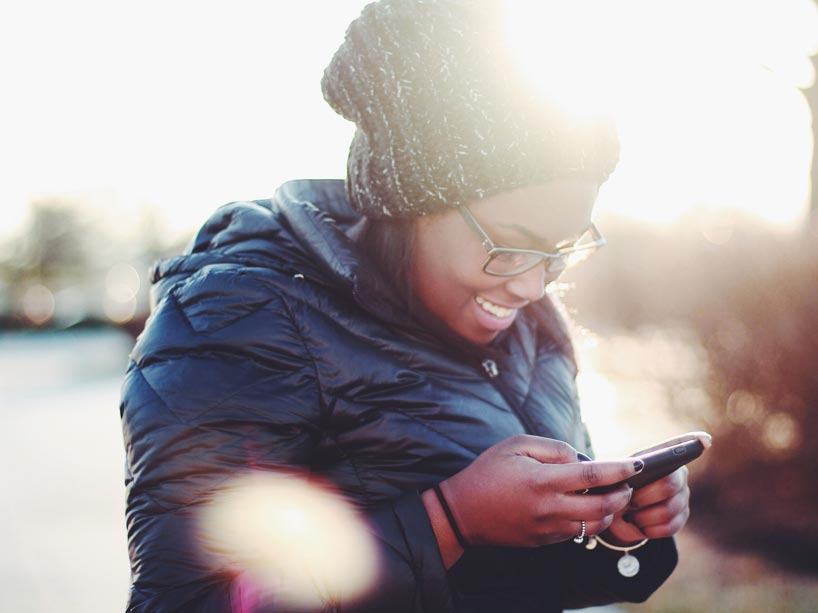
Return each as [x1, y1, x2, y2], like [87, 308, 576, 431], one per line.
[1, 0, 817, 611]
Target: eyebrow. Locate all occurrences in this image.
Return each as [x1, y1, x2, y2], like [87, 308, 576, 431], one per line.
[499, 223, 588, 249]
[501, 223, 548, 244]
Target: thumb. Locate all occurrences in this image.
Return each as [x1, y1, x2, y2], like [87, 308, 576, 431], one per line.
[504, 434, 579, 465]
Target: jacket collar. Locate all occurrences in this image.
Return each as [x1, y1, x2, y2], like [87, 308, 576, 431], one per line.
[273, 179, 361, 289]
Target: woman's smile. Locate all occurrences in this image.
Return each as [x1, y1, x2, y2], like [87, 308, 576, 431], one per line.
[474, 295, 518, 319]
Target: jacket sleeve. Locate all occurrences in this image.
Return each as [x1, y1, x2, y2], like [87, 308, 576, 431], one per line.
[121, 271, 454, 612]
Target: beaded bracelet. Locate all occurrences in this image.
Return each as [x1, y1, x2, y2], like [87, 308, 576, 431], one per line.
[432, 484, 469, 549]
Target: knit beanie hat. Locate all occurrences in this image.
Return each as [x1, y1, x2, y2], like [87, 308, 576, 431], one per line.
[321, 0, 619, 219]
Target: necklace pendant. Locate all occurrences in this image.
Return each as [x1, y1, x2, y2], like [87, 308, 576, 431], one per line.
[617, 553, 640, 577]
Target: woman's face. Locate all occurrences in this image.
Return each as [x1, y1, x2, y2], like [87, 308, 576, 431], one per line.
[411, 179, 599, 345]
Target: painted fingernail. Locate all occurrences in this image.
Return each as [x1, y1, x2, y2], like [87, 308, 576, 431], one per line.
[634, 459, 644, 473]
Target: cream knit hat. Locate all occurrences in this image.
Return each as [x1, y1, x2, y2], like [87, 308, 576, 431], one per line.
[322, 0, 619, 219]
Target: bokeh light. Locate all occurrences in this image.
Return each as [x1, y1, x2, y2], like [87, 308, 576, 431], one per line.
[103, 263, 140, 324]
[761, 411, 800, 452]
[199, 472, 378, 610]
[20, 284, 55, 326]
[726, 389, 764, 426]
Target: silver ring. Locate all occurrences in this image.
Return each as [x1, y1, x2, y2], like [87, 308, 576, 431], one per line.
[573, 520, 587, 544]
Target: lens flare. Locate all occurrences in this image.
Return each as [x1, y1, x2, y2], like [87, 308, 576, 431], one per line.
[21, 284, 55, 326]
[198, 472, 378, 610]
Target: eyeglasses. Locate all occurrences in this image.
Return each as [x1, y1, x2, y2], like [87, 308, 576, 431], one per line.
[458, 206, 606, 277]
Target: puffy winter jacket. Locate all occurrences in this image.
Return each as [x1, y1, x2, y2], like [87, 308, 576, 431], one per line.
[120, 179, 677, 612]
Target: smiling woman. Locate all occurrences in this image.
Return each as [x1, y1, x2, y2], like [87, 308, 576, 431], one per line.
[120, 2, 699, 611]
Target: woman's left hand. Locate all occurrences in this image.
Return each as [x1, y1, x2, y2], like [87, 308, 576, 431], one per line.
[604, 465, 690, 544]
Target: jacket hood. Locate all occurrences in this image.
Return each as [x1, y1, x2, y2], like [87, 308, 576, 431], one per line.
[150, 179, 362, 306]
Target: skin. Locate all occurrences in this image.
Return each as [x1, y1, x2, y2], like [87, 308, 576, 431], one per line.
[413, 180, 701, 569]
[412, 179, 598, 345]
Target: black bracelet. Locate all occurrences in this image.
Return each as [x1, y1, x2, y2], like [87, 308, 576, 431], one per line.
[432, 483, 469, 549]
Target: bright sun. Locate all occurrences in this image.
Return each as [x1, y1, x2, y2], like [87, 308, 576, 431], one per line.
[1, 1, 816, 240]
[504, 0, 818, 229]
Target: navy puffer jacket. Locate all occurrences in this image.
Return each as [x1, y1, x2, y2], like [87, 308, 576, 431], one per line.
[120, 179, 677, 612]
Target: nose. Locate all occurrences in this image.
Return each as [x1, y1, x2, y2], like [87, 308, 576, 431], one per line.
[504, 262, 548, 302]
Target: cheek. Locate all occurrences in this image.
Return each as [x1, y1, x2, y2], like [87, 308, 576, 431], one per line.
[420, 260, 478, 308]
[415, 227, 486, 298]
[411, 214, 504, 334]
[413, 252, 490, 329]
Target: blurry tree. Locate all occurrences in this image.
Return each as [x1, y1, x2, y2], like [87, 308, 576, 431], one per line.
[0, 196, 185, 330]
[689, 236, 818, 573]
[10, 199, 91, 286]
[0, 200, 94, 326]
[564, 220, 818, 573]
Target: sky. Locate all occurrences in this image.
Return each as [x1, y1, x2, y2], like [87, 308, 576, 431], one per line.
[1, 0, 817, 243]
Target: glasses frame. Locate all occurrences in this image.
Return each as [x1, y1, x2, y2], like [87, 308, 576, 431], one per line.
[457, 206, 606, 277]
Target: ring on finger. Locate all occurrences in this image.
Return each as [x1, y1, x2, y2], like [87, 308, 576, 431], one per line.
[573, 520, 586, 544]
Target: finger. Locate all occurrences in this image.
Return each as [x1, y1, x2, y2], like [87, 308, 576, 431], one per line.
[506, 434, 579, 465]
[637, 506, 690, 539]
[608, 514, 649, 543]
[629, 487, 690, 528]
[539, 517, 615, 544]
[632, 431, 712, 456]
[548, 458, 645, 491]
[552, 487, 634, 521]
[632, 466, 688, 508]
[587, 515, 616, 537]
[571, 517, 615, 538]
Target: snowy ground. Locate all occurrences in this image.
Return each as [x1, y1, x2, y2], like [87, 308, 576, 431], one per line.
[0, 329, 133, 613]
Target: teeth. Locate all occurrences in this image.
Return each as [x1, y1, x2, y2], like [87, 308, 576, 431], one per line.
[475, 296, 515, 318]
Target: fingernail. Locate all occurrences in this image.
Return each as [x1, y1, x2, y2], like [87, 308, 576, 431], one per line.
[634, 459, 644, 473]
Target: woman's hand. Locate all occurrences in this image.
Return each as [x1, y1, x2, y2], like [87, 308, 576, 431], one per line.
[604, 466, 690, 545]
[604, 432, 711, 545]
[422, 435, 644, 566]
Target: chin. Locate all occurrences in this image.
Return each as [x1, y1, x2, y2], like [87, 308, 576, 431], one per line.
[459, 327, 499, 346]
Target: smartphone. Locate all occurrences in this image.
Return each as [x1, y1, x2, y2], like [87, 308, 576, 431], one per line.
[579, 437, 707, 494]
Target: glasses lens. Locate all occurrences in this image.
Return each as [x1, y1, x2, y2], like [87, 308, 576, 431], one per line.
[485, 251, 544, 276]
[483, 226, 604, 276]
[558, 226, 604, 269]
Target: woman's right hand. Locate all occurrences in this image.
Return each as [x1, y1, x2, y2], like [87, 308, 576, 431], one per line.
[430, 435, 642, 550]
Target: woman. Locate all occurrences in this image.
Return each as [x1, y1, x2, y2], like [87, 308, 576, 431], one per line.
[121, 1, 696, 611]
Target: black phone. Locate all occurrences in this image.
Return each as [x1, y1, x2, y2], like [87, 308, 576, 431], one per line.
[579, 437, 707, 494]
